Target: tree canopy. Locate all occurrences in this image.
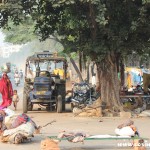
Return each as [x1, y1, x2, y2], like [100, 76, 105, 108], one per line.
[0, 0, 149, 56]
[2, 17, 37, 44]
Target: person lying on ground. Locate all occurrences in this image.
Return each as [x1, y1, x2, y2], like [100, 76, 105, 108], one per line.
[0, 109, 40, 144]
[115, 119, 139, 137]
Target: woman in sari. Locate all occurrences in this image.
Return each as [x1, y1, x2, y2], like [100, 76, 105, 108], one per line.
[0, 73, 13, 109]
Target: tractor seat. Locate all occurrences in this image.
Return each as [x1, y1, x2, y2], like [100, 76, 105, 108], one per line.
[39, 71, 51, 77]
[38, 71, 55, 86]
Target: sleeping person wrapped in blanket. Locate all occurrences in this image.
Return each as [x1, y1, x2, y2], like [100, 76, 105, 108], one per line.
[115, 119, 139, 137]
[0, 108, 40, 144]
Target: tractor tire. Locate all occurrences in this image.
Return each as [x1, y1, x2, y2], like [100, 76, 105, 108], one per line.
[56, 84, 66, 111]
[28, 102, 33, 111]
[23, 92, 28, 113]
[57, 95, 62, 113]
[23, 83, 34, 113]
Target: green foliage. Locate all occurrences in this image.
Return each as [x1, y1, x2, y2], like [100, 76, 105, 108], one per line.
[2, 17, 37, 44]
[34, 0, 150, 61]
[0, 0, 37, 27]
[0, 0, 149, 62]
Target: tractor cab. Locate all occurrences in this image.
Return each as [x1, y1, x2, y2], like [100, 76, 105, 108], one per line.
[23, 51, 67, 113]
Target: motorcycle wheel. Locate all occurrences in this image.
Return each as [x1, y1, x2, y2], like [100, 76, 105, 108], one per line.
[86, 97, 97, 105]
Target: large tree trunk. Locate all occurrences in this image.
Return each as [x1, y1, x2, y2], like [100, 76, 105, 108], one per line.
[120, 60, 125, 88]
[86, 61, 90, 83]
[96, 52, 123, 114]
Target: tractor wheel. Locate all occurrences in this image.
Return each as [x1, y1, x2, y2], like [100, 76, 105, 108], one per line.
[56, 83, 66, 111]
[28, 102, 33, 111]
[57, 95, 62, 113]
[23, 83, 33, 113]
[23, 92, 28, 113]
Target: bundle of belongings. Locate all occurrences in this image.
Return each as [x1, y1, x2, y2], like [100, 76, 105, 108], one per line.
[115, 119, 139, 137]
[0, 108, 40, 144]
[57, 131, 90, 143]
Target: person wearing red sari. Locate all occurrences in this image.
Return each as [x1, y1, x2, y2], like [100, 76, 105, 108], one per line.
[0, 73, 13, 109]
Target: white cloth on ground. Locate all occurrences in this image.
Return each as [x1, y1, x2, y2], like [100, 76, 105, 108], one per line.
[3, 122, 35, 137]
[115, 126, 135, 136]
[88, 134, 130, 138]
[3, 108, 15, 116]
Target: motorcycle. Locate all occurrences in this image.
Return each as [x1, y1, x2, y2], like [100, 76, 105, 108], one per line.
[120, 83, 150, 109]
[19, 72, 23, 79]
[14, 73, 20, 86]
[19, 70, 23, 79]
[71, 82, 97, 110]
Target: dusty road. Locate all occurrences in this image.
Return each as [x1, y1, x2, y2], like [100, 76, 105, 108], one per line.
[0, 78, 150, 150]
[1, 111, 150, 150]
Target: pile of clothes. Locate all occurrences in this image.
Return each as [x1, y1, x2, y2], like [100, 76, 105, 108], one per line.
[57, 131, 90, 143]
[0, 108, 39, 144]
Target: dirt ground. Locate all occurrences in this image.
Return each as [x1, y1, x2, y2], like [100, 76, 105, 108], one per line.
[0, 80, 150, 150]
[0, 104, 150, 150]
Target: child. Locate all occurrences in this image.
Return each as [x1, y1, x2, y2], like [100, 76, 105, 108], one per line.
[12, 90, 19, 110]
